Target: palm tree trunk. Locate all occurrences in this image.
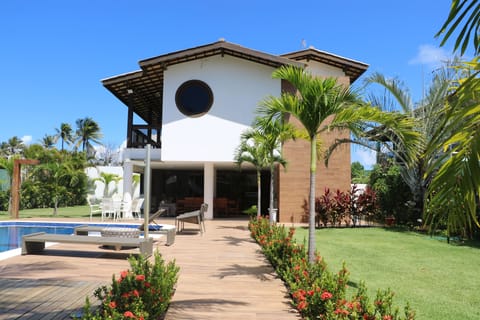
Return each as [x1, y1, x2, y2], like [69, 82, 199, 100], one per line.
[308, 137, 317, 263]
[256, 169, 261, 217]
[269, 164, 275, 225]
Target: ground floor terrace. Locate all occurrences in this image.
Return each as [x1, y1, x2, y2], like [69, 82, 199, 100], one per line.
[124, 159, 274, 220]
[0, 217, 300, 319]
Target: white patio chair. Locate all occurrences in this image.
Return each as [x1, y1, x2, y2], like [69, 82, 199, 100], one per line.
[131, 198, 144, 219]
[101, 197, 115, 221]
[87, 195, 101, 221]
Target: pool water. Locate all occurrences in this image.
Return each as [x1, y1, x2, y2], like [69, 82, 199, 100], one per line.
[0, 222, 140, 254]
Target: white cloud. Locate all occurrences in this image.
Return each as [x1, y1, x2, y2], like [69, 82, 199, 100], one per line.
[352, 148, 376, 169]
[409, 44, 450, 67]
[21, 135, 32, 145]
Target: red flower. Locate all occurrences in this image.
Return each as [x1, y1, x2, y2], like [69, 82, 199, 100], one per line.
[383, 316, 392, 320]
[297, 300, 308, 310]
[144, 281, 151, 288]
[334, 308, 349, 316]
[132, 289, 140, 297]
[122, 293, 129, 298]
[307, 290, 315, 296]
[321, 291, 333, 300]
[109, 301, 116, 309]
[120, 270, 128, 279]
[124, 311, 136, 318]
[135, 274, 145, 281]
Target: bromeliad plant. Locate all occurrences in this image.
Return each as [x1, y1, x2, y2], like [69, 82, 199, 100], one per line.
[249, 217, 414, 320]
[78, 251, 179, 320]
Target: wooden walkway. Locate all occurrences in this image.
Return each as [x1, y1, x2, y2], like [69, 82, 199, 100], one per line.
[0, 218, 299, 320]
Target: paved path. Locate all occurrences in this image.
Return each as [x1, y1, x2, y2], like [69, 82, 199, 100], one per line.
[0, 218, 299, 319]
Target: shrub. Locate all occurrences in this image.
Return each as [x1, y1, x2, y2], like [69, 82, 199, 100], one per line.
[249, 217, 415, 320]
[78, 251, 179, 320]
[315, 186, 379, 227]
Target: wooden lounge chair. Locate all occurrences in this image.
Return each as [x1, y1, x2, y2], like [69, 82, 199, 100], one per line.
[175, 203, 208, 234]
[22, 232, 154, 257]
[74, 208, 176, 246]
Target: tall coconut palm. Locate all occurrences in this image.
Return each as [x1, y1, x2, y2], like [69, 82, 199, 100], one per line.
[75, 117, 103, 157]
[56, 123, 74, 151]
[40, 134, 58, 149]
[1, 136, 25, 156]
[259, 65, 420, 262]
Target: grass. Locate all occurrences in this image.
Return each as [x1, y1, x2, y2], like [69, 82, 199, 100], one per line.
[294, 227, 480, 320]
[0, 205, 92, 220]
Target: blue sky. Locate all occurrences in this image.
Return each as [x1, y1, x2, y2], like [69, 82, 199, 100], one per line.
[0, 1, 457, 168]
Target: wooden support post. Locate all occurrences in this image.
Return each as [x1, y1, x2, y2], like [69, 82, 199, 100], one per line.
[11, 159, 39, 219]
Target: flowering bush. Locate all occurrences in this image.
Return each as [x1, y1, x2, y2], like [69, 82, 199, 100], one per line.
[249, 217, 415, 320]
[78, 251, 179, 320]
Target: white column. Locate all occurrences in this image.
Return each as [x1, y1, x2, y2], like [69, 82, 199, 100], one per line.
[204, 162, 214, 220]
[123, 159, 133, 199]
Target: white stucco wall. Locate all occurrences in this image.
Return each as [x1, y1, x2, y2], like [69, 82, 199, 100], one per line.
[303, 60, 346, 78]
[86, 166, 141, 199]
[161, 114, 250, 162]
[163, 55, 281, 125]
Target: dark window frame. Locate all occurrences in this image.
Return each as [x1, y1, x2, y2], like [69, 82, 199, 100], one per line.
[175, 80, 214, 117]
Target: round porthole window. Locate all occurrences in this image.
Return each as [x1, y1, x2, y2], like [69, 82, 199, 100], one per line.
[175, 80, 214, 117]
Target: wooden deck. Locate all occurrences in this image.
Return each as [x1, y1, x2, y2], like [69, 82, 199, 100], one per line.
[0, 218, 300, 320]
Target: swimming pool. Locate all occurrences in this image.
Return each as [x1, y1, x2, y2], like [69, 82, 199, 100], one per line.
[0, 221, 140, 256]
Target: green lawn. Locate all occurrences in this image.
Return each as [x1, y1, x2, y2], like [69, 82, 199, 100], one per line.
[294, 227, 480, 320]
[0, 205, 92, 220]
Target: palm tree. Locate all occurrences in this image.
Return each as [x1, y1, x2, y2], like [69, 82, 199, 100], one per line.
[1, 136, 25, 156]
[424, 0, 480, 237]
[56, 123, 73, 151]
[40, 134, 58, 149]
[258, 65, 420, 262]
[75, 117, 103, 157]
[94, 172, 122, 198]
[360, 67, 458, 221]
[251, 116, 296, 224]
[235, 130, 269, 218]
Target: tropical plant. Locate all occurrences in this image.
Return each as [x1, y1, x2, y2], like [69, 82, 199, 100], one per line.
[369, 160, 413, 224]
[235, 130, 268, 218]
[436, 0, 480, 56]
[258, 65, 420, 262]
[351, 161, 369, 184]
[40, 134, 58, 149]
[79, 251, 179, 320]
[423, 0, 480, 237]
[252, 116, 295, 223]
[362, 66, 459, 223]
[21, 148, 88, 210]
[75, 117, 103, 157]
[56, 122, 74, 151]
[0, 155, 20, 212]
[249, 217, 415, 320]
[0, 136, 25, 156]
[94, 172, 122, 198]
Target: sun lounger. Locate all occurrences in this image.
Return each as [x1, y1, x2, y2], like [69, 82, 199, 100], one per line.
[73, 208, 175, 246]
[21, 232, 154, 257]
[175, 203, 208, 234]
[74, 223, 176, 246]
